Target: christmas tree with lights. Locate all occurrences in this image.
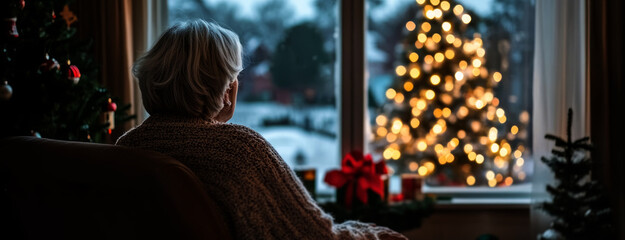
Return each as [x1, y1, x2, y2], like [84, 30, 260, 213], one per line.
[0, 0, 132, 142]
[372, 0, 528, 186]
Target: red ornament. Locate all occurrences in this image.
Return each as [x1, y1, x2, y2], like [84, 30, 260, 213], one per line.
[40, 54, 60, 72]
[107, 102, 117, 112]
[324, 151, 387, 208]
[20, 0, 26, 9]
[68, 65, 81, 84]
[102, 98, 116, 134]
[5, 18, 19, 38]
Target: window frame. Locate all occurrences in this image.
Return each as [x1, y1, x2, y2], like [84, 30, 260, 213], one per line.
[339, 0, 367, 158]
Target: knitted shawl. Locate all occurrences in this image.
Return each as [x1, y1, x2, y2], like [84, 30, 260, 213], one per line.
[116, 114, 406, 240]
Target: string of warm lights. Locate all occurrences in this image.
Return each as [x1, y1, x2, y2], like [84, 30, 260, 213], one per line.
[373, 0, 529, 187]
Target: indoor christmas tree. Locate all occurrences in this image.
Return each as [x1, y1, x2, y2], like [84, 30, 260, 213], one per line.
[0, 0, 132, 142]
[372, 0, 528, 186]
[539, 109, 613, 240]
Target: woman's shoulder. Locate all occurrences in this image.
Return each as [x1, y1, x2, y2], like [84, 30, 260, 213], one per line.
[128, 114, 256, 134]
[211, 123, 261, 137]
[116, 115, 271, 150]
[208, 123, 270, 147]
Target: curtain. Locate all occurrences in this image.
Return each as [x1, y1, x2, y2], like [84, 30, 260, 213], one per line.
[588, 0, 625, 239]
[76, 0, 135, 141]
[531, 0, 586, 237]
[76, 0, 168, 142]
[130, 0, 169, 124]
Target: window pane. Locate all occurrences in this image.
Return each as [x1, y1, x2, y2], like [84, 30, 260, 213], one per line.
[168, 0, 339, 196]
[367, 0, 534, 187]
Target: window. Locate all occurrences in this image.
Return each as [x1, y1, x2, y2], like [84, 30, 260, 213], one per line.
[366, 0, 535, 189]
[168, 0, 339, 197]
[168, 0, 535, 196]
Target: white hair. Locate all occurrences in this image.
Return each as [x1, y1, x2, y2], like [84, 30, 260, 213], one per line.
[132, 19, 243, 120]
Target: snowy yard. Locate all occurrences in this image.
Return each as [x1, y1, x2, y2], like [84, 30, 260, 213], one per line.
[230, 102, 340, 194]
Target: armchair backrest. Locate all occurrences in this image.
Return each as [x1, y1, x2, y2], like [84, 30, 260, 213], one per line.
[0, 136, 231, 240]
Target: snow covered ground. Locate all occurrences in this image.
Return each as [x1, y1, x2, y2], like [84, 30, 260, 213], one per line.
[230, 102, 340, 194]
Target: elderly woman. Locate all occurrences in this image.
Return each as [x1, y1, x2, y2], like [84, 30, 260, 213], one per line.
[117, 20, 406, 240]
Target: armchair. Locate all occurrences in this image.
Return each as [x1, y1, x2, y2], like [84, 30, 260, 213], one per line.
[0, 136, 231, 240]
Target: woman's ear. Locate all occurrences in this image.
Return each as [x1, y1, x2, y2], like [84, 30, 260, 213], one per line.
[228, 80, 238, 106]
[213, 80, 238, 123]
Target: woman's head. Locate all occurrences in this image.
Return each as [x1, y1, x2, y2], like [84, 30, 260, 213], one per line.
[133, 19, 242, 121]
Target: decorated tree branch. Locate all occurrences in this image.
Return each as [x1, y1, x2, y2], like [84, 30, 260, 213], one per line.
[0, 0, 133, 142]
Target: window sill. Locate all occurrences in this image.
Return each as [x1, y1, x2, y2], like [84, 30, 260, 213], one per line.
[424, 182, 532, 207]
[316, 179, 533, 206]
